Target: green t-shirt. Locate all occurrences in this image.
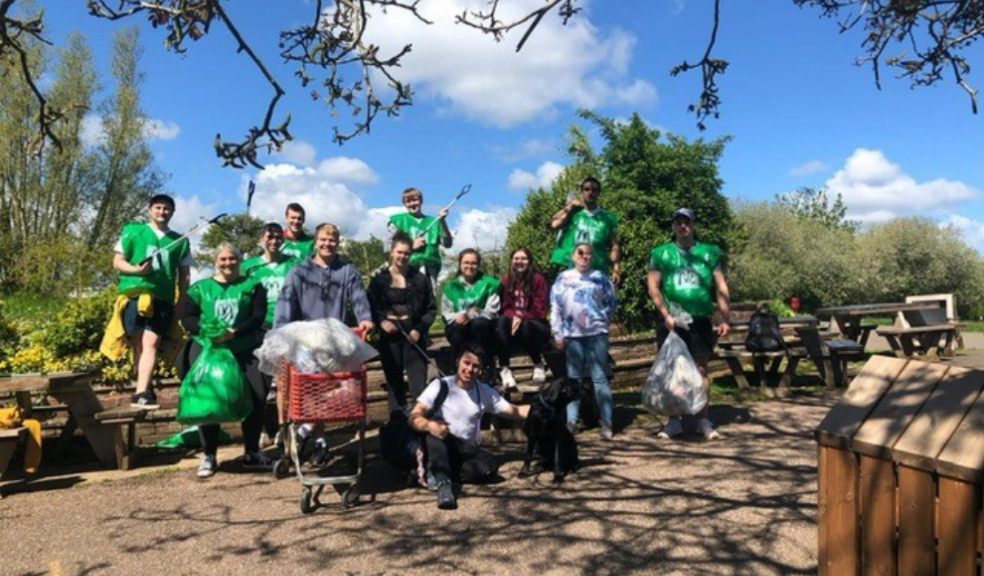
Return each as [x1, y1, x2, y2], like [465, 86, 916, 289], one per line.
[648, 241, 723, 318]
[388, 212, 444, 269]
[116, 222, 191, 303]
[282, 233, 314, 261]
[550, 208, 619, 273]
[442, 274, 501, 313]
[242, 255, 298, 326]
[187, 276, 260, 354]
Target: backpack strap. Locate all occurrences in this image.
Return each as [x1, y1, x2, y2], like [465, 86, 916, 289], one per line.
[426, 377, 450, 419]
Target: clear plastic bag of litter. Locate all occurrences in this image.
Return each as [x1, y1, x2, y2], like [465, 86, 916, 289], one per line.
[255, 317, 378, 375]
[642, 331, 707, 417]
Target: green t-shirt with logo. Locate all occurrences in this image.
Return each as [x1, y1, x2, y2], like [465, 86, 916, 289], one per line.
[442, 274, 501, 313]
[648, 241, 723, 318]
[281, 233, 314, 261]
[187, 276, 260, 354]
[242, 255, 298, 326]
[388, 212, 443, 269]
[550, 208, 619, 273]
[117, 222, 191, 303]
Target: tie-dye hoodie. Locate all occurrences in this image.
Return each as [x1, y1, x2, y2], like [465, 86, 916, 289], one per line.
[549, 269, 617, 340]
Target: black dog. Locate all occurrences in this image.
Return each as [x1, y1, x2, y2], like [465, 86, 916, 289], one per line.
[519, 378, 579, 482]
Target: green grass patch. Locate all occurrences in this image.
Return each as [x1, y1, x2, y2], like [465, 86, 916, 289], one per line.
[0, 291, 69, 325]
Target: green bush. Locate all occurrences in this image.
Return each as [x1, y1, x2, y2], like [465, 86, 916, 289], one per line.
[37, 290, 116, 357]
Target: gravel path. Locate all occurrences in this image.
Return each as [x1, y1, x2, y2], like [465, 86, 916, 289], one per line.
[1, 397, 831, 576]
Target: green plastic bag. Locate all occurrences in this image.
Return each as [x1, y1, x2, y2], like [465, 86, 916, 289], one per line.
[155, 425, 231, 450]
[177, 343, 253, 425]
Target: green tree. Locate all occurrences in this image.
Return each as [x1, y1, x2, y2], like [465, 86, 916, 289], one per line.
[506, 111, 733, 331]
[340, 235, 387, 280]
[776, 186, 857, 232]
[196, 212, 265, 268]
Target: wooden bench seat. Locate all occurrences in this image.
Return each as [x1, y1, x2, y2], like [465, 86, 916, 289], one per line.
[795, 326, 865, 388]
[715, 347, 808, 395]
[93, 406, 149, 471]
[877, 323, 959, 357]
[0, 427, 27, 494]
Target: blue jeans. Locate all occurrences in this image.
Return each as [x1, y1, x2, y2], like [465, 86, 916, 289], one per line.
[564, 333, 612, 427]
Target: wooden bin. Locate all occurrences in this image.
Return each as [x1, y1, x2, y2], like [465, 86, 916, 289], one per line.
[816, 356, 983, 575]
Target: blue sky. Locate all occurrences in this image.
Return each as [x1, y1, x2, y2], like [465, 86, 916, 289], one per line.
[39, 0, 984, 256]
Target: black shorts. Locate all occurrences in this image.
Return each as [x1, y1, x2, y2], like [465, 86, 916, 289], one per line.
[656, 316, 716, 360]
[122, 297, 174, 338]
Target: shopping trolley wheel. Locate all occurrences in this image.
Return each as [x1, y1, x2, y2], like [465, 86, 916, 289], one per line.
[272, 458, 290, 479]
[342, 484, 360, 509]
[300, 488, 316, 514]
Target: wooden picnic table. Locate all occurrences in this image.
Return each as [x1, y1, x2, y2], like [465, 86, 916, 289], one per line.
[729, 314, 818, 329]
[815, 302, 939, 348]
[0, 372, 119, 469]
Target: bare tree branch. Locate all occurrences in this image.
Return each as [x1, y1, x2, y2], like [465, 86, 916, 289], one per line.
[670, 0, 728, 131]
[455, 0, 580, 52]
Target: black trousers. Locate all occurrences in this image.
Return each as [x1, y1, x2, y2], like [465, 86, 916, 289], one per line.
[494, 316, 549, 367]
[425, 434, 499, 485]
[445, 317, 496, 369]
[177, 340, 269, 457]
[378, 322, 430, 412]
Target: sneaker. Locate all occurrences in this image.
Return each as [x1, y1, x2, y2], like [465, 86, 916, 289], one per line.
[242, 451, 273, 470]
[600, 424, 613, 441]
[426, 470, 439, 491]
[130, 390, 160, 410]
[197, 455, 217, 478]
[259, 431, 273, 449]
[532, 364, 547, 384]
[499, 367, 517, 390]
[657, 418, 684, 440]
[698, 418, 721, 440]
[309, 437, 330, 467]
[436, 480, 457, 510]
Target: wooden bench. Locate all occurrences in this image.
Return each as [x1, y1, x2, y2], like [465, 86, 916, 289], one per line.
[795, 326, 865, 388]
[715, 346, 808, 397]
[876, 324, 959, 358]
[902, 307, 963, 355]
[0, 427, 27, 496]
[93, 406, 149, 471]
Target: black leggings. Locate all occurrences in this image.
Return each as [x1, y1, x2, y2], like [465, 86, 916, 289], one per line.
[378, 323, 430, 412]
[425, 434, 499, 485]
[494, 317, 549, 367]
[445, 317, 496, 369]
[177, 340, 269, 457]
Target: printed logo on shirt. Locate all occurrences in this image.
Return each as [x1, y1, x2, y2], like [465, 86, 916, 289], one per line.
[145, 245, 170, 272]
[213, 298, 240, 325]
[261, 276, 284, 300]
[673, 267, 701, 290]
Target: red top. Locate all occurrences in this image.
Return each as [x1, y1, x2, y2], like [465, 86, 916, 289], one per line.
[499, 271, 548, 320]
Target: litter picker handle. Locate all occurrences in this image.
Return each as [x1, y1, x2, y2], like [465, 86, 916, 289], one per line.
[137, 212, 228, 266]
[417, 184, 471, 237]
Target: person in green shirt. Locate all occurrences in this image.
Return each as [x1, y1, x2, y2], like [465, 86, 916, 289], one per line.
[112, 193, 192, 410]
[647, 207, 731, 441]
[387, 187, 453, 284]
[441, 248, 501, 380]
[241, 222, 297, 328]
[549, 176, 622, 286]
[281, 203, 315, 260]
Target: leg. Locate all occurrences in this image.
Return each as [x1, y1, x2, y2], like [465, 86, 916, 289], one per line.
[467, 317, 497, 371]
[564, 338, 587, 426]
[402, 335, 430, 403]
[199, 424, 221, 457]
[445, 323, 469, 367]
[134, 328, 161, 395]
[378, 334, 410, 412]
[425, 433, 460, 484]
[585, 334, 613, 429]
[240, 357, 267, 455]
[456, 438, 499, 484]
[494, 316, 514, 368]
[520, 319, 551, 365]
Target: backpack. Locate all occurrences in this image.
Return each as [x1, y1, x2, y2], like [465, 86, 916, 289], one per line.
[745, 308, 786, 352]
[378, 379, 449, 471]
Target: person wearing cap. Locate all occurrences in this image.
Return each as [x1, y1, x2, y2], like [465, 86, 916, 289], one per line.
[647, 207, 731, 440]
[549, 176, 621, 286]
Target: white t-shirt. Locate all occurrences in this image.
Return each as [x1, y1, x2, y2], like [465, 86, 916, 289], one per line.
[416, 376, 511, 445]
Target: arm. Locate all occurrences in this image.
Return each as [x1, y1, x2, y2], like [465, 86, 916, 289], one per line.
[409, 400, 449, 439]
[178, 265, 190, 297]
[438, 208, 453, 248]
[530, 273, 549, 320]
[550, 198, 582, 230]
[609, 234, 622, 287]
[440, 287, 458, 325]
[415, 275, 437, 335]
[602, 277, 618, 324]
[231, 285, 267, 336]
[647, 269, 674, 332]
[549, 278, 565, 346]
[179, 294, 202, 335]
[367, 274, 384, 326]
[713, 266, 731, 337]
[476, 291, 500, 321]
[113, 251, 151, 275]
[498, 401, 530, 420]
[347, 266, 375, 331]
[273, 271, 300, 328]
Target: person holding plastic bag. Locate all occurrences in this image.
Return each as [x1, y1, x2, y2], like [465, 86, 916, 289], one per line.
[549, 243, 618, 440]
[647, 208, 731, 440]
[178, 243, 268, 478]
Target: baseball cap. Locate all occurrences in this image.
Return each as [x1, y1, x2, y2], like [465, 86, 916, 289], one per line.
[672, 208, 695, 221]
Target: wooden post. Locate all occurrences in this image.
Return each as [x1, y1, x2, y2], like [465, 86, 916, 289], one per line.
[937, 477, 978, 576]
[859, 455, 896, 576]
[818, 444, 860, 576]
[897, 465, 935, 576]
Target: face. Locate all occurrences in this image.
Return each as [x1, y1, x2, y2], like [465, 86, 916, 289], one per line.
[403, 194, 423, 216]
[572, 245, 593, 272]
[315, 229, 340, 260]
[459, 252, 480, 281]
[391, 241, 412, 268]
[580, 181, 601, 207]
[261, 229, 284, 255]
[456, 351, 482, 383]
[148, 202, 174, 226]
[672, 217, 695, 240]
[214, 248, 240, 277]
[285, 209, 305, 233]
[511, 251, 530, 274]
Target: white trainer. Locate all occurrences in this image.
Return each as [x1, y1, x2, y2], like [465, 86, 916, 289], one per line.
[697, 418, 721, 440]
[197, 455, 217, 479]
[499, 367, 517, 389]
[657, 418, 684, 439]
[532, 364, 547, 384]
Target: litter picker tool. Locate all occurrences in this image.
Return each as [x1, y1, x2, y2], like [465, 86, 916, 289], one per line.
[246, 180, 256, 216]
[138, 212, 228, 266]
[397, 326, 449, 379]
[417, 184, 472, 238]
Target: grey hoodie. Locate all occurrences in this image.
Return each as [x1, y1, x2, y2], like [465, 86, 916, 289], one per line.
[273, 256, 371, 327]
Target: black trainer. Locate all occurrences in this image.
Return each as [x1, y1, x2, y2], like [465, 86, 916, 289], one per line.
[130, 390, 160, 410]
[436, 480, 457, 510]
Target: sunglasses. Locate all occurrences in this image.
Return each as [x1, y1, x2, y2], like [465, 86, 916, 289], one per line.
[581, 186, 599, 192]
[575, 250, 591, 256]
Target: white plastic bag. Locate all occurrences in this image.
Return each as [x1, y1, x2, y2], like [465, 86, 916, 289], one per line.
[642, 331, 707, 417]
[255, 318, 378, 375]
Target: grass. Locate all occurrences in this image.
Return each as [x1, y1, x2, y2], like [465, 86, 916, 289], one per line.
[0, 292, 68, 324]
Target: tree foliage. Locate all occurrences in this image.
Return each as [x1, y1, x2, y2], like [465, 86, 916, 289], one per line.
[775, 186, 857, 232]
[196, 212, 266, 268]
[340, 235, 387, 279]
[506, 111, 733, 331]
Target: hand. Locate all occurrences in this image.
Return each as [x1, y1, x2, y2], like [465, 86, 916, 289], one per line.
[133, 260, 153, 275]
[409, 329, 421, 343]
[511, 316, 522, 336]
[380, 320, 398, 335]
[554, 338, 565, 350]
[211, 328, 236, 344]
[610, 268, 621, 288]
[468, 307, 480, 318]
[358, 320, 375, 335]
[412, 237, 426, 250]
[455, 313, 469, 325]
[568, 198, 583, 210]
[716, 322, 730, 338]
[428, 419, 449, 440]
[664, 315, 676, 333]
[438, 207, 449, 219]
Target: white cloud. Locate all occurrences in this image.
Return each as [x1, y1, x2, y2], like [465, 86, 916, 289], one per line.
[79, 114, 181, 146]
[363, 0, 657, 127]
[274, 140, 317, 166]
[452, 207, 517, 253]
[169, 194, 218, 282]
[143, 119, 180, 140]
[825, 148, 979, 221]
[81, 114, 104, 147]
[942, 214, 984, 253]
[508, 161, 565, 191]
[789, 160, 829, 176]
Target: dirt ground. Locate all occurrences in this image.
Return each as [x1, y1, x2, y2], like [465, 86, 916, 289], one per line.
[1, 396, 829, 576]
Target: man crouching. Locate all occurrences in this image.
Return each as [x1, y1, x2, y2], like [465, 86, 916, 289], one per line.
[409, 342, 530, 510]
